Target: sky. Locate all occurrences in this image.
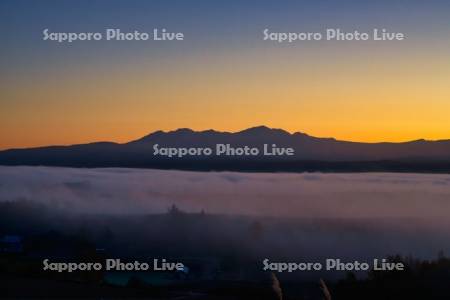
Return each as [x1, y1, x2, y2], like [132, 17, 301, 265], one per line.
[1, 0, 449, 149]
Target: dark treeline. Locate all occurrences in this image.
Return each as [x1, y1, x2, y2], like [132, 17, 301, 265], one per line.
[1, 158, 450, 173]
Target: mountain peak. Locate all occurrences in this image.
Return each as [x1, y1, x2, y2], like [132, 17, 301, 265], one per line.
[238, 126, 290, 135]
[170, 128, 194, 134]
[131, 128, 196, 143]
[132, 126, 293, 143]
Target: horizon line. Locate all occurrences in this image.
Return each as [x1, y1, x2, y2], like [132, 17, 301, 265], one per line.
[1, 125, 449, 151]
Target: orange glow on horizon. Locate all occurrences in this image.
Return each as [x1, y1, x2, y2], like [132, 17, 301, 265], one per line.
[1, 44, 449, 150]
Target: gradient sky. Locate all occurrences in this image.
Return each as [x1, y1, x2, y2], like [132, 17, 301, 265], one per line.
[1, 0, 449, 149]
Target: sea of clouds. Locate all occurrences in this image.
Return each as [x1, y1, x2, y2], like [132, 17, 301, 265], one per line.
[0, 166, 449, 218]
[2, 166, 450, 262]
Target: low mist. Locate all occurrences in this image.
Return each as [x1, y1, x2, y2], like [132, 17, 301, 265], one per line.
[1, 166, 450, 274]
[0, 166, 449, 218]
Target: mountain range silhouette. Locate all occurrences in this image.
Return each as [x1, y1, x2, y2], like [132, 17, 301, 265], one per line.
[1, 126, 449, 172]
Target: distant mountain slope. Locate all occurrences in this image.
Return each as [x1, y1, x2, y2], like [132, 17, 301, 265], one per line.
[1, 126, 449, 172]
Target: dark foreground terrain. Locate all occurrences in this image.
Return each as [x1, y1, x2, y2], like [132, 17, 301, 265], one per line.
[1, 201, 450, 299]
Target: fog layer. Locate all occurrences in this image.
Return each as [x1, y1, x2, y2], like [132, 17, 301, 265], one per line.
[0, 166, 449, 218]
